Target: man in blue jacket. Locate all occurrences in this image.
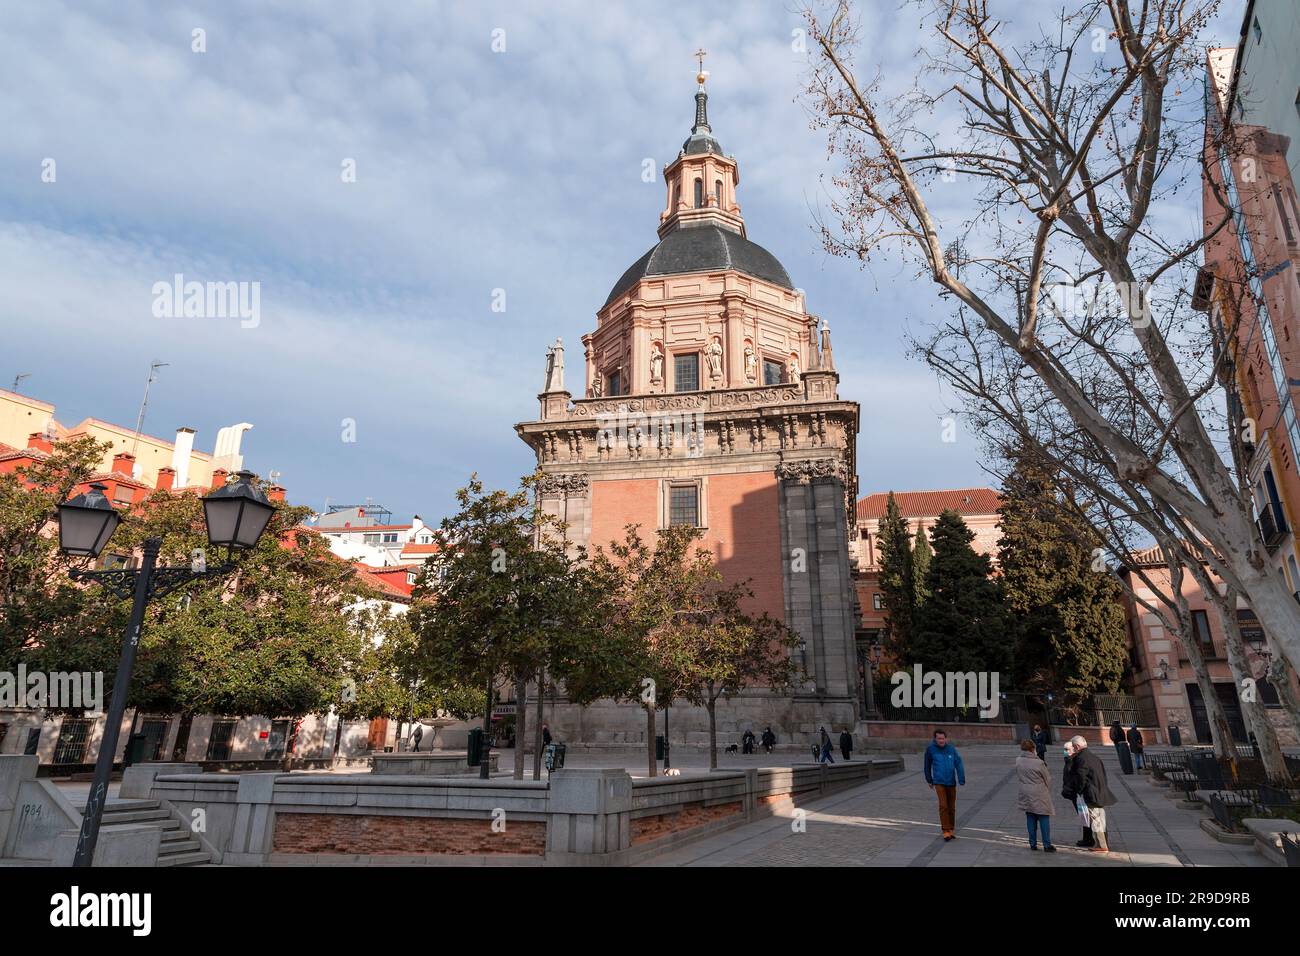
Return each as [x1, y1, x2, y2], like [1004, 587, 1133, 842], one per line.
[923, 729, 966, 841]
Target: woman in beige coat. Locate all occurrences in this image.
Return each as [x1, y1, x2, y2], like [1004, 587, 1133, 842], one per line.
[1016, 739, 1056, 852]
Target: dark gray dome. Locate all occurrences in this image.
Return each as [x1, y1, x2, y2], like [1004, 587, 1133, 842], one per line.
[604, 224, 794, 307]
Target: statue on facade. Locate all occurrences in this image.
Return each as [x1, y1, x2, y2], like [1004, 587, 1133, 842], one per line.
[707, 337, 723, 379]
[592, 371, 603, 398]
[543, 337, 565, 392]
[787, 351, 801, 381]
[744, 343, 757, 382]
[650, 343, 664, 383]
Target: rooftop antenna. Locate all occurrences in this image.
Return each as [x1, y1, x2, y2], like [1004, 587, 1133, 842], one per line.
[11, 373, 30, 393]
[131, 360, 169, 464]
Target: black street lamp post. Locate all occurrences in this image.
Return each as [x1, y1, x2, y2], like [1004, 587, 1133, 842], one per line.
[57, 471, 274, 867]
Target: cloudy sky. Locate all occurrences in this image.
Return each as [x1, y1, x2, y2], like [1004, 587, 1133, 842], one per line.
[0, 1, 1241, 521]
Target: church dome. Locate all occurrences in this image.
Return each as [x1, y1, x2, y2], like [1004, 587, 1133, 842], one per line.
[604, 224, 794, 307]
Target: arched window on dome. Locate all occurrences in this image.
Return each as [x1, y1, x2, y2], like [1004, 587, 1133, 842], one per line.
[714, 180, 723, 207]
[672, 181, 680, 209]
[694, 178, 704, 208]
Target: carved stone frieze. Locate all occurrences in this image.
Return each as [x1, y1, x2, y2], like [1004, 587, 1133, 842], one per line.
[539, 472, 590, 497]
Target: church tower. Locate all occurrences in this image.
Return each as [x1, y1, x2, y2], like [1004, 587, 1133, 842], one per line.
[516, 60, 862, 744]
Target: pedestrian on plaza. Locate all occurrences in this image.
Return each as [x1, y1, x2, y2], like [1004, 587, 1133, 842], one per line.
[742, 728, 756, 755]
[1108, 721, 1125, 746]
[1071, 735, 1117, 853]
[1126, 724, 1144, 771]
[1060, 740, 1093, 848]
[923, 729, 965, 841]
[839, 729, 853, 761]
[542, 723, 553, 747]
[761, 726, 776, 754]
[819, 726, 835, 763]
[1016, 739, 1056, 852]
[1031, 724, 1049, 761]
[412, 723, 424, 753]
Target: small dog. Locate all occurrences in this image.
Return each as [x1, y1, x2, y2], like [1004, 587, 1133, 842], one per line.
[724, 744, 740, 755]
[664, 768, 681, 776]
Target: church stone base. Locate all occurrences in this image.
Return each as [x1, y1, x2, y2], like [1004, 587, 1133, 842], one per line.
[527, 692, 857, 751]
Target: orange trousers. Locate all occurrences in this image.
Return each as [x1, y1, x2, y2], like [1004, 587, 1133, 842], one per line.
[935, 785, 958, 836]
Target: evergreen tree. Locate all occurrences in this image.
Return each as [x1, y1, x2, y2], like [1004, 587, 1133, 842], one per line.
[875, 492, 915, 660]
[911, 520, 932, 610]
[997, 448, 1128, 715]
[912, 510, 1012, 674]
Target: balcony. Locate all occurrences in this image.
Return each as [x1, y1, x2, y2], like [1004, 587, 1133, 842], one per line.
[1257, 502, 1289, 551]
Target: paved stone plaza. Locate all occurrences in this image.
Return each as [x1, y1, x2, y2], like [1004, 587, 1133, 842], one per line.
[641, 747, 1271, 867]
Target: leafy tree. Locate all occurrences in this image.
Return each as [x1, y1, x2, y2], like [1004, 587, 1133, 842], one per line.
[409, 474, 632, 779]
[912, 510, 1012, 675]
[876, 492, 915, 660]
[997, 449, 1128, 717]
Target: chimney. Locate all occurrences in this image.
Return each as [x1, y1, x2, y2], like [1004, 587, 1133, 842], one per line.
[211, 468, 228, 490]
[156, 467, 176, 491]
[172, 427, 196, 489]
[27, 432, 54, 454]
[112, 452, 136, 475]
[267, 484, 286, 502]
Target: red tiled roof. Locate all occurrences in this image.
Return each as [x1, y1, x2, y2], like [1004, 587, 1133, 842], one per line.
[856, 488, 1001, 522]
[318, 524, 412, 533]
[400, 543, 440, 555]
[351, 562, 415, 599]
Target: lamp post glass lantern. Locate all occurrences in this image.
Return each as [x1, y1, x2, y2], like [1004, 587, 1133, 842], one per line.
[203, 469, 276, 550]
[57, 483, 121, 557]
[56, 470, 275, 867]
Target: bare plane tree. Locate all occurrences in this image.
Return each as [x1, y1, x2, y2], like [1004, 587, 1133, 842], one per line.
[802, 0, 1300, 674]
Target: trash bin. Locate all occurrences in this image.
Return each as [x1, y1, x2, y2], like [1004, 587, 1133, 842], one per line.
[555, 742, 566, 769]
[467, 727, 484, 767]
[124, 733, 149, 769]
[655, 735, 666, 760]
[544, 741, 567, 772]
[1114, 740, 1134, 775]
[1168, 725, 1182, 747]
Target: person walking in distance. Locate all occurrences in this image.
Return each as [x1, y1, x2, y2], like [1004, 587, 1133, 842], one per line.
[819, 726, 835, 764]
[839, 728, 853, 761]
[761, 726, 776, 754]
[1031, 724, 1049, 761]
[1071, 735, 1117, 853]
[924, 729, 965, 841]
[1016, 739, 1056, 852]
[1126, 724, 1145, 771]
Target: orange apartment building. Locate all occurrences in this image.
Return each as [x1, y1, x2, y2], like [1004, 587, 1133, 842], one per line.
[515, 68, 861, 747]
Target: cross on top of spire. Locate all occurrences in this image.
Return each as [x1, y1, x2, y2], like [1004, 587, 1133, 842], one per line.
[695, 47, 708, 86]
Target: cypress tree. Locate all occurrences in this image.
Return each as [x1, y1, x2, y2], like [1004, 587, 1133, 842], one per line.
[876, 492, 915, 660]
[911, 520, 932, 609]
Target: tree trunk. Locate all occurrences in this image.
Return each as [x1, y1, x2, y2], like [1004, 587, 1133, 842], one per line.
[532, 670, 545, 781]
[645, 704, 656, 778]
[1179, 623, 1235, 761]
[1270, 655, 1300, 741]
[170, 712, 193, 761]
[707, 697, 718, 770]
[1215, 595, 1290, 783]
[513, 672, 526, 780]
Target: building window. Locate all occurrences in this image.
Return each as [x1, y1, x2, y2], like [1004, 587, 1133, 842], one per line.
[407, 570, 418, 586]
[364, 534, 380, 546]
[763, 359, 784, 385]
[1273, 188, 1295, 244]
[694, 178, 704, 208]
[206, 720, 237, 761]
[672, 181, 680, 208]
[674, 353, 700, 392]
[1252, 16, 1262, 43]
[606, 369, 622, 396]
[669, 484, 700, 527]
[1190, 609, 1215, 655]
[53, 719, 93, 764]
[382, 533, 398, 544]
[714, 179, 723, 207]
[872, 593, 884, 611]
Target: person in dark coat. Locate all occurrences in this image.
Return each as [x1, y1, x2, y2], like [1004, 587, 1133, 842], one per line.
[839, 729, 853, 761]
[1031, 724, 1049, 761]
[819, 726, 835, 763]
[761, 727, 776, 754]
[542, 723, 552, 746]
[1060, 740, 1094, 848]
[1071, 736, 1117, 853]
[742, 728, 756, 754]
[412, 723, 424, 752]
[1126, 724, 1145, 771]
[1108, 721, 1125, 745]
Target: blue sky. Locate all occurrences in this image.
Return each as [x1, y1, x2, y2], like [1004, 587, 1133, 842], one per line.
[0, 1, 1241, 521]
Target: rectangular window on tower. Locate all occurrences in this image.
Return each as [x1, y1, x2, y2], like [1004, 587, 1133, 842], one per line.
[606, 370, 622, 397]
[763, 359, 784, 385]
[674, 353, 700, 392]
[669, 484, 700, 527]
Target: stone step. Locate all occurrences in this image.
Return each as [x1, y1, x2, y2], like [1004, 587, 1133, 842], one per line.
[94, 808, 172, 825]
[159, 828, 193, 843]
[77, 799, 161, 813]
[157, 850, 210, 867]
[158, 838, 202, 855]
